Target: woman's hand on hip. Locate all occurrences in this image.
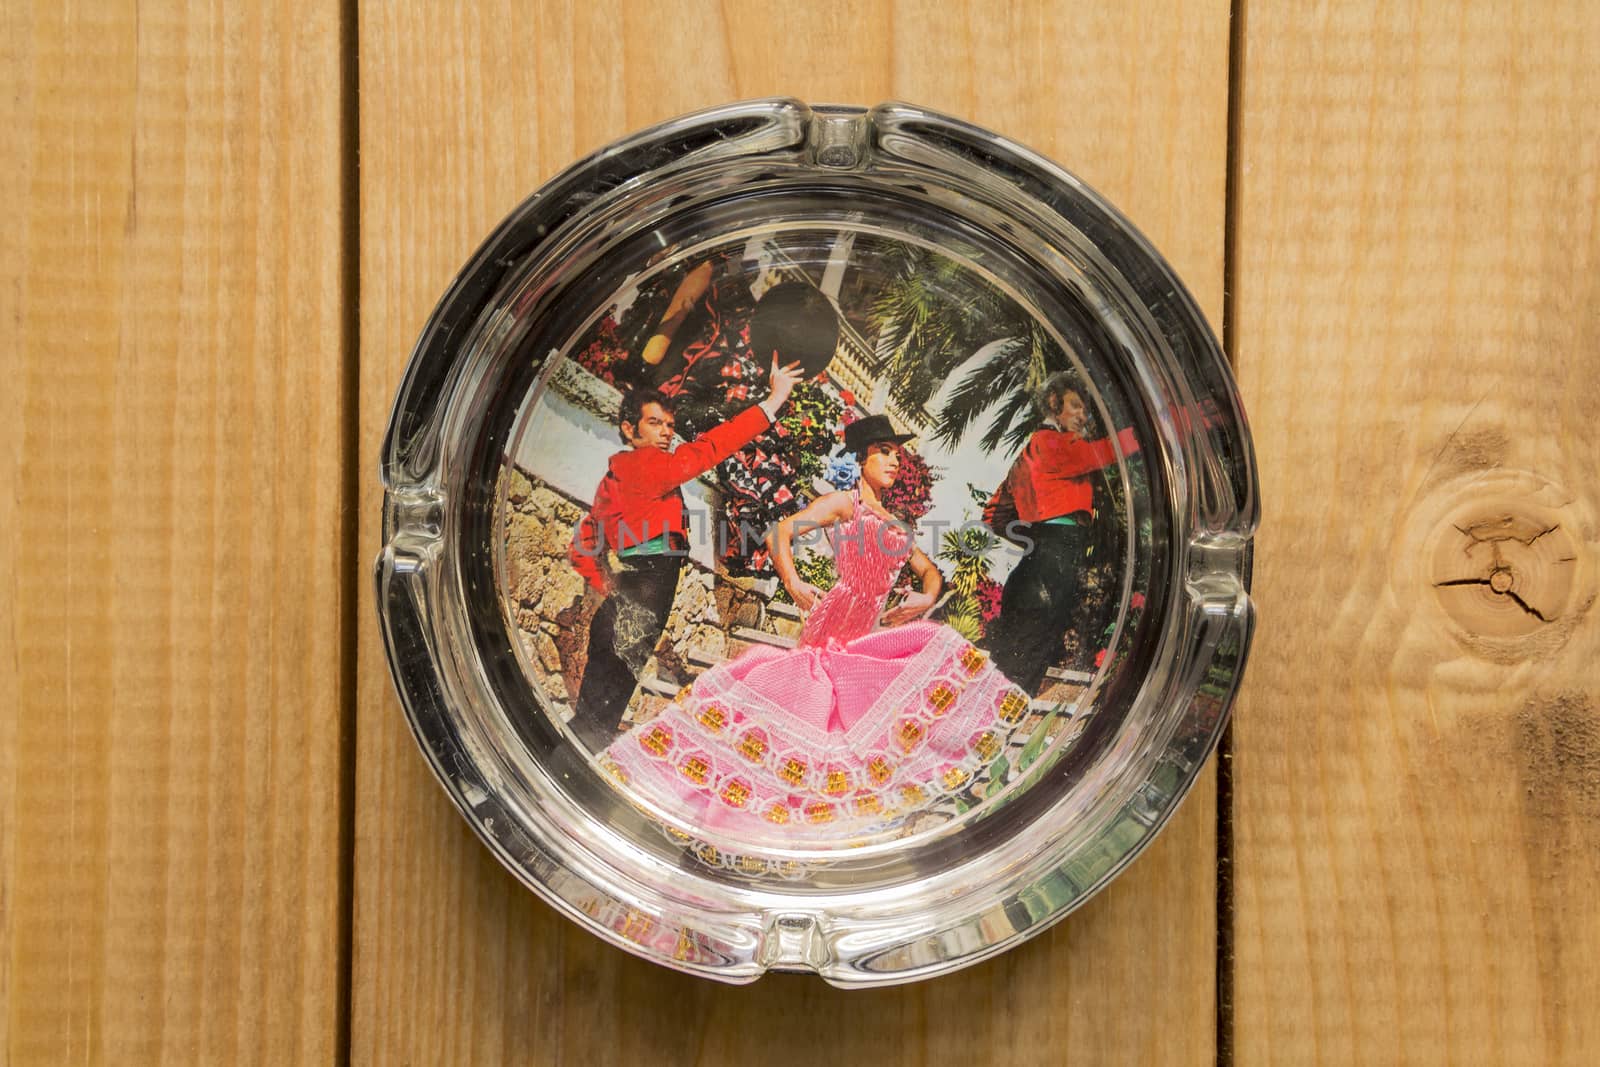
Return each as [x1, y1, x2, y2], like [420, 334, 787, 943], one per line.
[883, 590, 935, 625]
[785, 579, 824, 612]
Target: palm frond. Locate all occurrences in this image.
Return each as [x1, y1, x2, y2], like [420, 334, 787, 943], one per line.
[940, 525, 998, 558]
[931, 336, 1030, 451]
[980, 391, 1039, 454]
[867, 246, 1083, 448]
[941, 601, 984, 642]
[976, 326, 1082, 454]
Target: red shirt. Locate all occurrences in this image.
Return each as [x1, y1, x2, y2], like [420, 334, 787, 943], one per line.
[569, 404, 771, 589]
[987, 425, 1141, 524]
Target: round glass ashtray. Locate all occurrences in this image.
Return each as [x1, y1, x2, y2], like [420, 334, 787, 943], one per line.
[376, 99, 1257, 985]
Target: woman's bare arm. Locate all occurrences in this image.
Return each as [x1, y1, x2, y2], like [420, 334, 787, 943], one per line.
[769, 491, 853, 609]
[907, 545, 943, 598]
[883, 544, 943, 625]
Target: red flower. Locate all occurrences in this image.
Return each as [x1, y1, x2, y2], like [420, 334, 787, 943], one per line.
[976, 577, 1004, 623]
[878, 447, 938, 522]
[1130, 592, 1146, 610]
[839, 390, 856, 405]
[1094, 648, 1108, 668]
[801, 416, 813, 428]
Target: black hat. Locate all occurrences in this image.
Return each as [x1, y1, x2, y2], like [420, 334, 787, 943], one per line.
[844, 414, 915, 457]
[748, 281, 841, 377]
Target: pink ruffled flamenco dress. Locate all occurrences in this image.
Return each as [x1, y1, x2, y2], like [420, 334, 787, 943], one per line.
[601, 488, 1034, 841]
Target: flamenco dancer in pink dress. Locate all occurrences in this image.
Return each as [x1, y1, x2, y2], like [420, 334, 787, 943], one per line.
[602, 415, 1033, 840]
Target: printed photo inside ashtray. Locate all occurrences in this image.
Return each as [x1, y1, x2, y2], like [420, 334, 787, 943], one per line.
[497, 228, 1155, 859]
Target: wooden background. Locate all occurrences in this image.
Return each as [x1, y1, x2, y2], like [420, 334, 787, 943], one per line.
[5, 0, 1596, 1063]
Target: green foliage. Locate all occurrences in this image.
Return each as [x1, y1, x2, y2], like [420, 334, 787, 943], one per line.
[769, 550, 837, 606]
[935, 524, 1002, 640]
[773, 381, 844, 483]
[939, 525, 998, 575]
[941, 603, 983, 642]
[984, 756, 1011, 798]
[1016, 707, 1062, 774]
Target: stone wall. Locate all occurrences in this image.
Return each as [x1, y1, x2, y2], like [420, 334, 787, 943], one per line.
[500, 465, 784, 718]
[502, 467, 594, 704]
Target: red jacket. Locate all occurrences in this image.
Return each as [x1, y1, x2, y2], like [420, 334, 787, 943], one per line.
[569, 404, 771, 590]
[986, 425, 1141, 526]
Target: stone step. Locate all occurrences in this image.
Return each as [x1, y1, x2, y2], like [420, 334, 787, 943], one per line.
[1046, 666, 1095, 685]
[765, 598, 803, 622]
[731, 626, 797, 650]
[637, 672, 682, 699]
[686, 646, 725, 670]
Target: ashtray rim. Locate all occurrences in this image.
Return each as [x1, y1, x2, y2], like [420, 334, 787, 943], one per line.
[376, 97, 1256, 986]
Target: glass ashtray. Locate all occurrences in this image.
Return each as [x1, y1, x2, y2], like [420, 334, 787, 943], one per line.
[376, 99, 1257, 985]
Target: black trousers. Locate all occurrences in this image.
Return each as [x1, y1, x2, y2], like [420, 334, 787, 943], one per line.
[571, 553, 684, 751]
[989, 522, 1092, 696]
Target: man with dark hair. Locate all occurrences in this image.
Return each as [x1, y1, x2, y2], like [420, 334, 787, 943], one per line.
[984, 374, 1141, 694]
[568, 356, 803, 750]
[613, 386, 673, 443]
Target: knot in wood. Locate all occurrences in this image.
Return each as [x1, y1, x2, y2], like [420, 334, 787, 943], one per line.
[1427, 500, 1590, 660]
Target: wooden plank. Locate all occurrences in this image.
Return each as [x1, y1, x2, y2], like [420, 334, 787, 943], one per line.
[355, 2, 1230, 1062]
[2, 1, 350, 1062]
[1230, 0, 1600, 1062]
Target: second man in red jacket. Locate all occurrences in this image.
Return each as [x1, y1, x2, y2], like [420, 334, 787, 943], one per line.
[984, 373, 1141, 693]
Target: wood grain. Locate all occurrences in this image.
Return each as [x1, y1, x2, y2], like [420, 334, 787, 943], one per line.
[1230, 0, 1600, 1062]
[354, 2, 1229, 1063]
[2, 1, 350, 1062]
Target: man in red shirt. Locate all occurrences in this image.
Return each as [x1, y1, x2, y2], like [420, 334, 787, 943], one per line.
[569, 355, 802, 750]
[984, 373, 1141, 694]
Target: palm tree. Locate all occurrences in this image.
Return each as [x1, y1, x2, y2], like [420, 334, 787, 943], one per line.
[866, 241, 1077, 456]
